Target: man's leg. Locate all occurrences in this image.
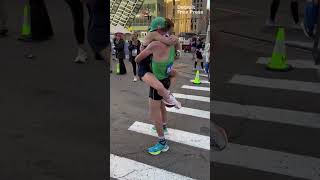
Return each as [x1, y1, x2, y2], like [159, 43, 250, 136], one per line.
[291, 0, 299, 24]
[270, 0, 280, 22]
[148, 97, 169, 155]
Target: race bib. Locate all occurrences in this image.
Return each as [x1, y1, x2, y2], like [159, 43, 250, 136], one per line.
[166, 63, 174, 74]
[132, 49, 137, 56]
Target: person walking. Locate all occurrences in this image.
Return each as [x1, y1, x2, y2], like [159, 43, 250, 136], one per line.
[194, 37, 205, 71]
[114, 33, 127, 75]
[301, 0, 319, 38]
[128, 33, 141, 82]
[64, 0, 88, 63]
[0, 0, 8, 36]
[266, 0, 300, 27]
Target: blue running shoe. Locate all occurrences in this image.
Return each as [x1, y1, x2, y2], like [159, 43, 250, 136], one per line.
[147, 142, 169, 155]
[151, 126, 168, 135]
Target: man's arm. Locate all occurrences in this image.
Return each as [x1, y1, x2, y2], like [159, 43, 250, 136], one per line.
[148, 32, 178, 46]
[135, 43, 154, 63]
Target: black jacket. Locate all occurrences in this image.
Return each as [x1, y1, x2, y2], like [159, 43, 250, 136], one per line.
[113, 39, 125, 59]
[128, 40, 141, 58]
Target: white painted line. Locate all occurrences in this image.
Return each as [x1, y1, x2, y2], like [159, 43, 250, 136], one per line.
[172, 93, 210, 103]
[166, 107, 210, 119]
[229, 75, 320, 94]
[190, 79, 210, 84]
[128, 121, 210, 150]
[257, 57, 320, 70]
[212, 101, 320, 129]
[212, 143, 320, 180]
[181, 85, 210, 92]
[110, 154, 195, 180]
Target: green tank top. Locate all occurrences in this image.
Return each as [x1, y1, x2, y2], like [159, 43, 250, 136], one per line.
[152, 46, 175, 80]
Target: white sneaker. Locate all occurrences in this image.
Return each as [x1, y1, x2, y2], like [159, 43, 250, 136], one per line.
[133, 77, 137, 82]
[162, 93, 182, 109]
[74, 47, 88, 63]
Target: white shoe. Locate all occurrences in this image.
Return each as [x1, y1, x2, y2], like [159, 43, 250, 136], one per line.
[162, 92, 182, 109]
[133, 77, 137, 82]
[74, 47, 88, 63]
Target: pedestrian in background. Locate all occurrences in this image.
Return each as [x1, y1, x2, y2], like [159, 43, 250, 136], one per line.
[128, 33, 141, 82]
[64, 0, 88, 63]
[194, 37, 205, 71]
[19, 0, 54, 41]
[301, 0, 319, 38]
[0, 0, 8, 36]
[266, 0, 300, 27]
[114, 33, 127, 75]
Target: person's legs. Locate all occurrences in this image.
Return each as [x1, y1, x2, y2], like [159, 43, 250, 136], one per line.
[194, 59, 198, 69]
[270, 0, 280, 22]
[119, 57, 127, 74]
[65, 0, 87, 63]
[0, 0, 8, 35]
[290, 0, 299, 24]
[148, 90, 169, 155]
[130, 56, 137, 79]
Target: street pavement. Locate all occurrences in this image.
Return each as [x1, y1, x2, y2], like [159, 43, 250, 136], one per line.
[0, 1, 107, 179]
[110, 54, 210, 179]
[212, 1, 320, 180]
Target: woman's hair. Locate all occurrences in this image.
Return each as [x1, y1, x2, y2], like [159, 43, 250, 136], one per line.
[164, 18, 174, 32]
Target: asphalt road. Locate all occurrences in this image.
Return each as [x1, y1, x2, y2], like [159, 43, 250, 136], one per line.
[110, 54, 210, 179]
[212, 1, 320, 180]
[0, 1, 107, 180]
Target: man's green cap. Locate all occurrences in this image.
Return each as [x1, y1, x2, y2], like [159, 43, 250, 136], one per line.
[148, 17, 166, 32]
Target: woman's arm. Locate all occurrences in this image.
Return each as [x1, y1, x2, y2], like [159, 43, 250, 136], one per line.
[148, 32, 178, 46]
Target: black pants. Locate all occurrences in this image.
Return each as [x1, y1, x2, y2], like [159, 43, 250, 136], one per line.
[87, 0, 108, 54]
[270, 0, 299, 23]
[130, 56, 137, 76]
[64, 0, 85, 45]
[118, 58, 127, 74]
[29, 0, 53, 40]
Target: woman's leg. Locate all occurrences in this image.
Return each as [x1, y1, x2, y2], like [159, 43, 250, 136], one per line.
[291, 0, 299, 24]
[194, 59, 198, 69]
[65, 0, 87, 62]
[0, 0, 8, 33]
[270, 0, 280, 22]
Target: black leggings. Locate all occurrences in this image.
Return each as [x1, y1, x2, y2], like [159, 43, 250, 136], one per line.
[65, 0, 85, 45]
[270, 0, 299, 24]
[130, 56, 137, 76]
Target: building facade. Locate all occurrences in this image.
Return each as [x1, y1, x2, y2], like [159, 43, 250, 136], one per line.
[130, 0, 165, 32]
[165, 0, 208, 35]
[110, 0, 144, 28]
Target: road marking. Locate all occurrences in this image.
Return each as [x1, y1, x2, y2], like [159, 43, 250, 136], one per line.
[212, 143, 320, 180]
[229, 74, 320, 94]
[173, 93, 210, 103]
[166, 107, 210, 119]
[212, 100, 320, 129]
[190, 80, 210, 84]
[181, 85, 210, 92]
[110, 154, 195, 180]
[257, 57, 320, 69]
[128, 121, 210, 150]
[285, 40, 313, 49]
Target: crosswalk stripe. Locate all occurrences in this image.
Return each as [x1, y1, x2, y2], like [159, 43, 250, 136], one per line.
[128, 121, 210, 150]
[166, 107, 210, 119]
[190, 80, 210, 84]
[181, 85, 210, 92]
[110, 154, 195, 180]
[257, 57, 320, 70]
[229, 74, 320, 94]
[212, 143, 320, 180]
[172, 93, 210, 102]
[212, 100, 320, 128]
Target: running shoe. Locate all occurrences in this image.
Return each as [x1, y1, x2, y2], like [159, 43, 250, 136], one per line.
[162, 93, 182, 109]
[211, 123, 228, 151]
[151, 126, 169, 135]
[147, 142, 169, 155]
